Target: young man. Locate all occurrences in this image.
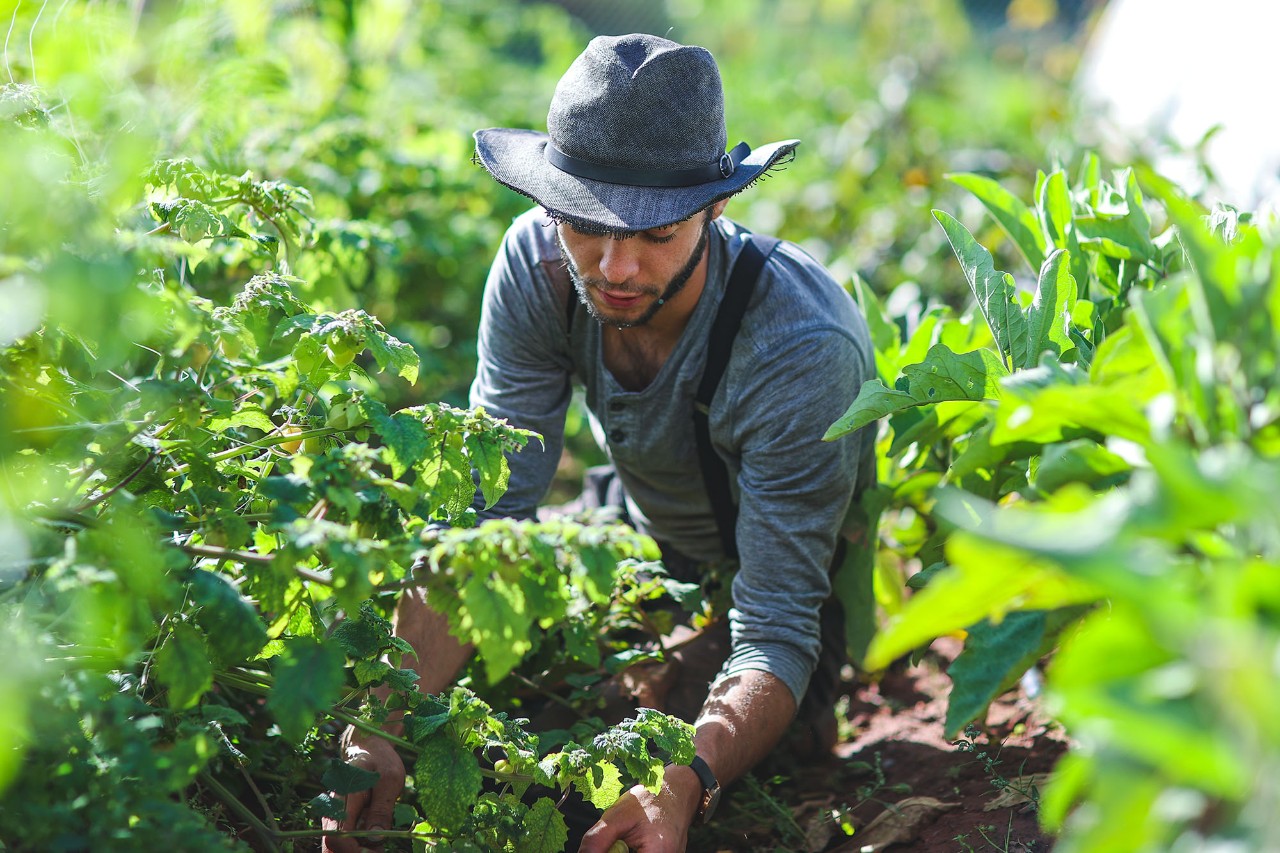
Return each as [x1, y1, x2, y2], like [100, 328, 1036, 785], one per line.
[328, 33, 876, 853]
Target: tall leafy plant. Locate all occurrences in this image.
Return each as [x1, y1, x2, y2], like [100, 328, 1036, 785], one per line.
[827, 155, 1280, 849]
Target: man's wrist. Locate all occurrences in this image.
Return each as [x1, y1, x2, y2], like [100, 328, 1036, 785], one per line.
[664, 762, 704, 825]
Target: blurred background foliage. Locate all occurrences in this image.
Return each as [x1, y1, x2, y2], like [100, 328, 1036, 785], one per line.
[0, 0, 1098, 410]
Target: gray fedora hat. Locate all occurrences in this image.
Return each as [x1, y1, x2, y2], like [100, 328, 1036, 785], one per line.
[474, 33, 799, 233]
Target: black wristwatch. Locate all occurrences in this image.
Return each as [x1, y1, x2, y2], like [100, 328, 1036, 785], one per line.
[688, 755, 721, 824]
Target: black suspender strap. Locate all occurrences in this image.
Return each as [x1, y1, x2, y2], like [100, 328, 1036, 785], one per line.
[693, 235, 781, 559]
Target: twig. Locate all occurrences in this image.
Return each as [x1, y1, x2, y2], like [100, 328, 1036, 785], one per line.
[509, 671, 588, 719]
[182, 544, 274, 565]
[199, 771, 281, 853]
[272, 828, 438, 841]
[73, 450, 159, 513]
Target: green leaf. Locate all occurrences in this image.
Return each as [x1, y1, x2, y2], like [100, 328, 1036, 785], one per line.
[321, 760, 381, 795]
[1024, 248, 1078, 365]
[947, 172, 1046, 271]
[1036, 169, 1090, 291]
[459, 570, 532, 683]
[1033, 439, 1130, 493]
[413, 732, 483, 834]
[943, 611, 1047, 737]
[363, 400, 430, 479]
[464, 433, 511, 510]
[190, 569, 268, 664]
[331, 600, 392, 659]
[364, 325, 420, 385]
[206, 404, 277, 434]
[267, 638, 345, 743]
[825, 344, 1006, 439]
[520, 797, 569, 853]
[154, 623, 213, 711]
[578, 761, 623, 810]
[934, 209, 1030, 369]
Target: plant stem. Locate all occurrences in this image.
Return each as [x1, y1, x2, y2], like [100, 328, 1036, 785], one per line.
[199, 771, 281, 853]
[183, 543, 274, 565]
[165, 426, 337, 480]
[272, 828, 440, 841]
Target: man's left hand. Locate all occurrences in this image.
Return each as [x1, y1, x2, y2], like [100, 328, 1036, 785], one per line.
[577, 764, 702, 853]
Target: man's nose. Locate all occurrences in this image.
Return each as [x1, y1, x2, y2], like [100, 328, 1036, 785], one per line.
[598, 238, 640, 285]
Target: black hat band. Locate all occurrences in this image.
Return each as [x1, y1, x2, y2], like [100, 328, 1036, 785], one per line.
[544, 140, 752, 188]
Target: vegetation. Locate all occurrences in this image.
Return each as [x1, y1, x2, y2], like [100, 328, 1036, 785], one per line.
[3, 1, 1275, 851]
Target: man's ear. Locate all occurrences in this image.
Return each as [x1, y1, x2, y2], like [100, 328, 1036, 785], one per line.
[708, 199, 730, 221]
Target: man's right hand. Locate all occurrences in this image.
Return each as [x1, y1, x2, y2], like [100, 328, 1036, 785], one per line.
[321, 726, 407, 853]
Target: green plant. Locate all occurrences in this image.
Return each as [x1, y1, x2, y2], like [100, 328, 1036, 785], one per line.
[0, 73, 703, 848]
[952, 724, 1041, 813]
[826, 155, 1280, 849]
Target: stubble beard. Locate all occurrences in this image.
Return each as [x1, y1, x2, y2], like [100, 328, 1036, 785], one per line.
[558, 213, 711, 330]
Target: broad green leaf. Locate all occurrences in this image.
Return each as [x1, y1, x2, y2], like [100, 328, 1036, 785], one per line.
[578, 761, 623, 810]
[420, 431, 475, 520]
[1034, 439, 1130, 494]
[267, 638, 345, 743]
[154, 623, 213, 710]
[943, 611, 1047, 737]
[190, 569, 268, 664]
[458, 569, 532, 683]
[865, 533, 1100, 670]
[321, 760, 380, 795]
[825, 344, 1006, 440]
[331, 600, 393, 659]
[364, 327, 420, 384]
[1024, 249, 1078, 363]
[1076, 216, 1156, 264]
[206, 404, 277, 434]
[934, 210, 1030, 369]
[464, 433, 511, 510]
[627, 708, 696, 766]
[363, 399, 430, 479]
[1036, 169, 1090, 291]
[992, 377, 1158, 446]
[947, 172, 1046, 271]
[413, 732, 483, 834]
[1050, 608, 1249, 798]
[521, 798, 569, 853]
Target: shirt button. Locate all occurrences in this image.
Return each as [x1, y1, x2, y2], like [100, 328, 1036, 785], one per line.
[609, 401, 625, 412]
[609, 429, 626, 443]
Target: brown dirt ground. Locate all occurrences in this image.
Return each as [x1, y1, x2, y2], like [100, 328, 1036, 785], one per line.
[688, 638, 1069, 852]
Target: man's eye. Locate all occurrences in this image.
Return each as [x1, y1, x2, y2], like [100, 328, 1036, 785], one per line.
[644, 226, 678, 243]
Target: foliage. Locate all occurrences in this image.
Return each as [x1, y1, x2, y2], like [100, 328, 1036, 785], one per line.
[827, 156, 1280, 849]
[0, 21, 697, 848]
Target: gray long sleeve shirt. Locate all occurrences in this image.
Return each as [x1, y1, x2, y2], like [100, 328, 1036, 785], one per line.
[471, 208, 876, 704]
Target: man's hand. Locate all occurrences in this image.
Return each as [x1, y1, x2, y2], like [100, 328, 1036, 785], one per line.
[321, 727, 407, 853]
[578, 764, 701, 853]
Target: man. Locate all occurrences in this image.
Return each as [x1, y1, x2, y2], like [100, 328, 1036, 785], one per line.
[330, 33, 876, 852]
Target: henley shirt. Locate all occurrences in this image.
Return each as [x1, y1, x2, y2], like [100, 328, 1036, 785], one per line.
[470, 208, 876, 704]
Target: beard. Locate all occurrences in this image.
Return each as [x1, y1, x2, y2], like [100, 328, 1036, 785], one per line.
[558, 211, 711, 330]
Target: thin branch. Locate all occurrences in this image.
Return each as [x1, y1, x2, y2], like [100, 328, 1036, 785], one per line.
[182, 544, 274, 565]
[272, 828, 439, 841]
[199, 771, 281, 853]
[73, 450, 158, 513]
[509, 670, 587, 720]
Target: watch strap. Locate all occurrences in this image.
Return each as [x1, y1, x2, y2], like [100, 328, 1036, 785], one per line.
[688, 755, 720, 823]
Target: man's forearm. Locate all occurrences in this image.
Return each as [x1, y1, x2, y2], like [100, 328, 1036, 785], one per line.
[664, 669, 797, 813]
[369, 586, 473, 737]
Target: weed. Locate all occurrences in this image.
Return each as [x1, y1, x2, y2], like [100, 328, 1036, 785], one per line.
[952, 725, 1041, 813]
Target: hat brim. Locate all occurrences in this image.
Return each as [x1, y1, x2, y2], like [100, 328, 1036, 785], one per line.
[474, 128, 799, 233]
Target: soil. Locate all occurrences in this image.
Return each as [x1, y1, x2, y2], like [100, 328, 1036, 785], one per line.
[690, 638, 1069, 853]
